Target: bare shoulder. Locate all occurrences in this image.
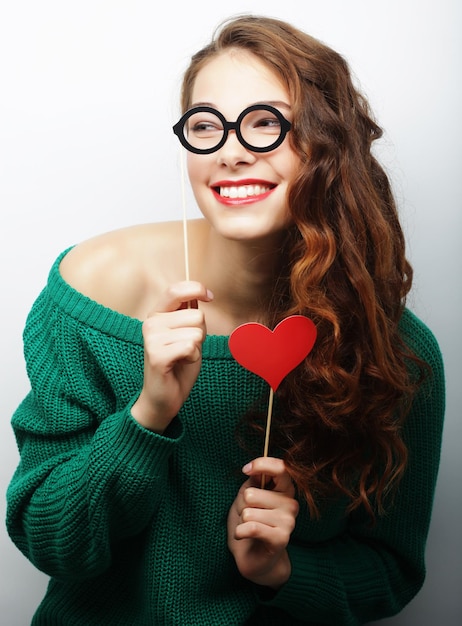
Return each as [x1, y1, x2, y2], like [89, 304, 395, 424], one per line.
[59, 221, 192, 319]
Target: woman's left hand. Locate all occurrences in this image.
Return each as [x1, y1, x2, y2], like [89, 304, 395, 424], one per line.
[227, 457, 299, 589]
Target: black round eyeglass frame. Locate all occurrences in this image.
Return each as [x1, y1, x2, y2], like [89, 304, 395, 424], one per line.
[172, 104, 292, 155]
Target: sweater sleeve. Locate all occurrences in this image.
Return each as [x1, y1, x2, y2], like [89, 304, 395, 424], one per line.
[263, 313, 445, 625]
[6, 287, 183, 581]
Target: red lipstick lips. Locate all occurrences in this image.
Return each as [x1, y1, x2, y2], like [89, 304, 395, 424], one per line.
[211, 179, 276, 206]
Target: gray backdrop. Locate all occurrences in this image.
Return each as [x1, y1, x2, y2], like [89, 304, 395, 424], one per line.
[1, 1, 460, 624]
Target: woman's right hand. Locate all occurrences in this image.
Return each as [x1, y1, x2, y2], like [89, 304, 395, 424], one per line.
[131, 281, 213, 433]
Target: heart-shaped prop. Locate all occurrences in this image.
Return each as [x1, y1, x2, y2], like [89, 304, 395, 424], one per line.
[228, 315, 317, 391]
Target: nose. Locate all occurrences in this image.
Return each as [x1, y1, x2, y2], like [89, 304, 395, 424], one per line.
[216, 130, 257, 168]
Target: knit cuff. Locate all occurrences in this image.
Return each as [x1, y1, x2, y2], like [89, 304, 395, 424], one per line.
[260, 542, 338, 621]
[97, 398, 184, 480]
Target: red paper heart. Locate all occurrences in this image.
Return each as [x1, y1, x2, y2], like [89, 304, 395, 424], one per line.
[228, 315, 317, 391]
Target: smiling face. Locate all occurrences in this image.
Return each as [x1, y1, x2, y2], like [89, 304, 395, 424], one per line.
[185, 50, 301, 244]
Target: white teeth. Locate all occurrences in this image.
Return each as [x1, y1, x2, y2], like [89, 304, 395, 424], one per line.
[219, 185, 270, 198]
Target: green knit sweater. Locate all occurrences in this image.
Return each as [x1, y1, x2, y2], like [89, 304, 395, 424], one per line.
[6, 249, 445, 626]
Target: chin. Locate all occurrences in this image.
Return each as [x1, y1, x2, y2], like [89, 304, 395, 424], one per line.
[215, 217, 289, 244]
[197, 194, 291, 241]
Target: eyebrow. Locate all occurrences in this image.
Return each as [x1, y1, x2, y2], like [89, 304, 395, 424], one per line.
[190, 100, 292, 111]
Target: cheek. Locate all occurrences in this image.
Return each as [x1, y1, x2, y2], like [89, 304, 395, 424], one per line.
[282, 150, 302, 181]
[268, 145, 301, 188]
[185, 155, 211, 209]
[186, 154, 206, 187]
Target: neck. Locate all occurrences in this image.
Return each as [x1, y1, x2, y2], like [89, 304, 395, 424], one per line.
[192, 222, 286, 332]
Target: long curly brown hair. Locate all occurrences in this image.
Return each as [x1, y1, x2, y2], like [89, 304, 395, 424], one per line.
[180, 15, 424, 519]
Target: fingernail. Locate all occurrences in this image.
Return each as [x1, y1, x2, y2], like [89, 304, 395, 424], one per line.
[206, 289, 214, 300]
[242, 462, 252, 474]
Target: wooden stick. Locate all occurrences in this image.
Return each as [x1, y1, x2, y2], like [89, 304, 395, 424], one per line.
[180, 146, 274, 488]
[261, 387, 274, 489]
[179, 149, 190, 282]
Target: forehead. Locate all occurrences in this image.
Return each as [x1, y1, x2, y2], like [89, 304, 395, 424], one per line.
[190, 50, 290, 116]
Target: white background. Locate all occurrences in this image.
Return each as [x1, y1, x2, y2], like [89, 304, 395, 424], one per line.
[0, 1, 460, 624]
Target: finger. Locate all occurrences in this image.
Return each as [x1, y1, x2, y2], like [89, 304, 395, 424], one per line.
[161, 340, 202, 366]
[144, 328, 204, 367]
[242, 458, 295, 495]
[143, 308, 206, 334]
[153, 282, 214, 314]
[179, 299, 198, 311]
[241, 487, 299, 517]
[241, 505, 298, 531]
[234, 520, 292, 549]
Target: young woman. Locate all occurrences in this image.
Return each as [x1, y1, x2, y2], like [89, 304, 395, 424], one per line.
[6, 14, 444, 626]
